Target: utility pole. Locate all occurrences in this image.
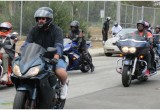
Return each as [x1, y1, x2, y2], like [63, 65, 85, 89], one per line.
[20, 1, 23, 39]
[116, 1, 121, 24]
[87, 1, 89, 39]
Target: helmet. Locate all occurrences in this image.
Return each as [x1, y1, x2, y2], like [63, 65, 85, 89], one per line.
[137, 20, 145, 26]
[155, 25, 160, 29]
[106, 17, 111, 21]
[114, 22, 118, 27]
[34, 7, 53, 28]
[0, 22, 12, 37]
[144, 21, 149, 27]
[70, 20, 80, 27]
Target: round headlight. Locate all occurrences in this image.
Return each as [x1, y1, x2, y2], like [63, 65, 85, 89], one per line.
[129, 47, 136, 53]
[13, 65, 21, 76]
[122, 46, 129, 53]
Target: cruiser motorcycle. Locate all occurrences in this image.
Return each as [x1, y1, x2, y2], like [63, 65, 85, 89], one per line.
[116, 33, 158, 87]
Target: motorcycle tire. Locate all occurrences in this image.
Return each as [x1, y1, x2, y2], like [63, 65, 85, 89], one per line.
[122, 65, 132, 87]
[13, 91, 29, 109]
[54, 99, 66, 109]
[80, 64, 90, 73]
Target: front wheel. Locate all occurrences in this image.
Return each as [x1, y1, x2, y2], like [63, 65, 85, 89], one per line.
[122, 65, 132, 87]
[13, 91, 29, 109]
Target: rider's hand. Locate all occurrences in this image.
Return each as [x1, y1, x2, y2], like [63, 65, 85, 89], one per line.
[54, 54, 59, 60]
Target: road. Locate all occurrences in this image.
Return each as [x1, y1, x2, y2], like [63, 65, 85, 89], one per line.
[1, 56, 160, 109]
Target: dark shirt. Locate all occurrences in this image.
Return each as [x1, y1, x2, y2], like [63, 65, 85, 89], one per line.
[103, 20, 109, 31]
[21, 24, 64, 57]
[153, 32, 160, 44]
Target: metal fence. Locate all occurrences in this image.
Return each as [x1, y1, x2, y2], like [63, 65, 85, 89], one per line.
[1, 1, 160, 39]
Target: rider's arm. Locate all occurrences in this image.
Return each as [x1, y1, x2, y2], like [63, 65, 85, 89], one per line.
[54, 27, 64, 59]
[147, 32, 153, 43]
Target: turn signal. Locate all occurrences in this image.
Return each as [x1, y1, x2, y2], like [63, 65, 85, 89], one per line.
[119, 54, 123, 57]
[73, 57, 76, 60]
[139, 55, 144, 59]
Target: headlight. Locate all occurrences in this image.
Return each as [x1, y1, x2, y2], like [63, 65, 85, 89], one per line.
[13, 65, 22, 76]
[129, 47, 136, 53]
[24, 66, 40, 77]
[121, 47, 136, 53]
[122, 46, 129, 53]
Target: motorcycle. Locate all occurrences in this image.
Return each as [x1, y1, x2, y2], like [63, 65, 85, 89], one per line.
[10, 43, 66, 109]
[116, 33, 157, 87]
[63, 38, 92, 72]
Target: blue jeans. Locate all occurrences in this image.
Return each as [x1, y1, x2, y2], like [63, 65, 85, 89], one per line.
[56, 59, 67, 70]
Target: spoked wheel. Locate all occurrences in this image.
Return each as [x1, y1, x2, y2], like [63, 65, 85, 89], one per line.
[122, 65, 132, 87]
[13, 91, 31, 109]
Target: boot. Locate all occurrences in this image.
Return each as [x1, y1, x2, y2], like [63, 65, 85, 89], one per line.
[90, 63, 95, 72]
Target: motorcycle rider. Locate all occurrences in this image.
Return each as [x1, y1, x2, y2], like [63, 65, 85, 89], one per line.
[144, 21, 153, 34]
[134, 20, 155, 76]
[0, 22, 18, 82]
[20, 7, 68, 100]
[111, 22, 122, 36]
[66, 20, 95, 72]
[102, 17, 111, 44]
[144, 21, 156, 73]
[153, 25, 160, 57]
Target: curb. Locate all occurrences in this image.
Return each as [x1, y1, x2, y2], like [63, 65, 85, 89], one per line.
[88, 48, 105, 57]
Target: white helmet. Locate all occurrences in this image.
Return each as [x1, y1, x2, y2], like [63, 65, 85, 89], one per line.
[106, 17, 111, 21]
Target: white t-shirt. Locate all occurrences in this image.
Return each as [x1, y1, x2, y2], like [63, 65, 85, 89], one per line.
[111, 25, 122, 34]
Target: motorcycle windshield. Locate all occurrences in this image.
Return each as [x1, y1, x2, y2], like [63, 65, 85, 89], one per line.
[20, 43, 47, 73]
[21, 43, 46, 63]
[63, 38, 72, 51]
[116, 33, 150, 48]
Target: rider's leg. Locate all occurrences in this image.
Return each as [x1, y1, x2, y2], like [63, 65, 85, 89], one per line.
[55, 59, 68, 99]
[1, 53, 9, 82]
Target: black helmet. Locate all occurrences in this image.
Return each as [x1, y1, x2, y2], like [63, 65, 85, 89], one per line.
[137, 20, 145, 26]
[70, 20, 80, 27]
[34, 7, 53, 28]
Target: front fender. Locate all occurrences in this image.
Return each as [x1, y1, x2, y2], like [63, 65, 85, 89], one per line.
[123, 59, 133, 66]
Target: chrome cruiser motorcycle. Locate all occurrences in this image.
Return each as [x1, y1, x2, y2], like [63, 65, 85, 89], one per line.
[116, 33, 157, 87]
[11, 43, 66, 109]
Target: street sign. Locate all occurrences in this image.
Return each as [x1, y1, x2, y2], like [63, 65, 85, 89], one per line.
[100, 9, 104, 18]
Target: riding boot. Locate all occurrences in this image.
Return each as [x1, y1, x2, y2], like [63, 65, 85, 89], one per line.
[81, 50, 95, 72]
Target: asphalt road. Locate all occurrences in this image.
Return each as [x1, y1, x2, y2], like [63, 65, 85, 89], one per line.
[1, 56, 160, 109]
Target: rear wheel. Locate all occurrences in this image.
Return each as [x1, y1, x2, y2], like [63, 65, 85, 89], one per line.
[13, 91, 30, 109]
[122, 65, 132, 87]
[80, 64, 90, 73]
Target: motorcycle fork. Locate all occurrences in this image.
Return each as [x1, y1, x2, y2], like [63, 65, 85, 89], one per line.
[30, 84, 37, 108]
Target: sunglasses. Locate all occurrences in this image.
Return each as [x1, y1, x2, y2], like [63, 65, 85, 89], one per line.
[0, 28, 9, 32]
[37, 17, 46, 20]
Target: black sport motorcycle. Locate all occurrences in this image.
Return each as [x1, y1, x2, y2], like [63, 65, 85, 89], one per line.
[11, 43, 66, 109]
[116, 33, 157, 87]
